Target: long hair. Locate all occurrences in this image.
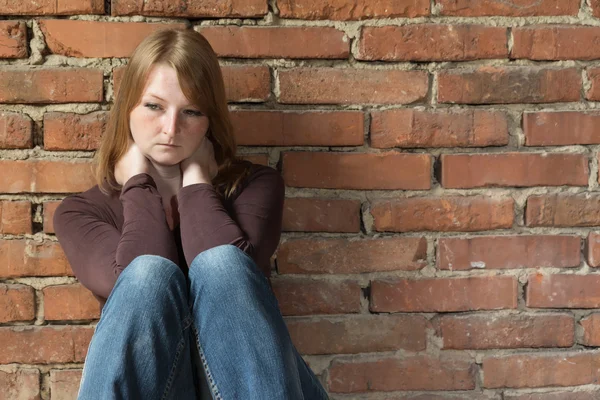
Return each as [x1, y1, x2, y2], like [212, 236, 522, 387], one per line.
[95, 29, 250, 199]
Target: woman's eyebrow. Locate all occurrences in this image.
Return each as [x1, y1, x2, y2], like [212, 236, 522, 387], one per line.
[144, 93, 197, 108]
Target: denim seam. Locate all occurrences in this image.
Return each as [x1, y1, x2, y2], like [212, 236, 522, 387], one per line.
[160, 315, 193, 400]
[191, 325, 222, 400]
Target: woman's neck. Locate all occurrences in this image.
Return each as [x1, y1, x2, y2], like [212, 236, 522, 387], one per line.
[150, 162, 182, 196]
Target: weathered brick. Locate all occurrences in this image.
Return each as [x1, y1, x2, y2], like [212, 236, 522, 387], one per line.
[371, 109, 509, 148]
[436, 0, 579, 16]
[593, 0, 600, 18]
[43, 284, 100, 321]
[272, 278, 361, 316]
[231, 110, 364, 146]
[222, 65, 270, 102]
[278, 0, 430, 20]
[0, 284, 35, 323]
[283, 152, 431, 190]
[328, 355, 475, 392]
[0, 369, 40, 400]
[0, 160, 95, 193]
[524, 111, 600, 146]
[513, 26, 600, 60]
[40, 20, 185, 58]
[199, 26, 348, 59]
[0, 239, 72, 278]
[278, 237, 427, 274]
[0, 200, 32, 234]
[358, 25, 507, 61]
[526, 194, 600, 227]
[586, 67, 600, 101]
[581, 313, 600, 346]
[441, 153, 589, 188]
[112, 0, 267, 17]
[505, 392, 600, 400]
[371, 196, 514, 232]
[282, 198, 361, 233]
[279, 68, 428, 105]
[0, 326, 93, 364]
[438, 313, 574, 349]
[0, 21, 27, 58]
[588, 232, 600, 267]
[44, 112, 107, 151]
[527, 274, 600, 308]
[438, 67, 581, 104]
[483, 352, 600, 388]
[0, 111, 33, 149]
[0, 0, 103, 14]
[50, 369, 82, 400]
[43, 201, 60, 234]
[0, 68, 103, 104]
[438, 235, 581, 271]
[371, 276, 518, 312]
[287, 315, 428, 355]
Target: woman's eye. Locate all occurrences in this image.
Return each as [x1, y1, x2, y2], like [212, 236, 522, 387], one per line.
[184, 110, 204, 117]
[144, 103, 161, 110]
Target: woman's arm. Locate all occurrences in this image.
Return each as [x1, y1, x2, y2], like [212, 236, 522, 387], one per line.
[177, 166, 285, 278]
[54, 174, 178, 299]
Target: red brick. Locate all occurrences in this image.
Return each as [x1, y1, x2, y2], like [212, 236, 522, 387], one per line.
[438, 67, 581, 104]
[44, 112, 107, 150]
[586, 67, 600, 101]
[0, 326, 93, 364]
[438, 235, 581, 271]
[371, 196, 514, 232]
[358, 25, 506, 61]
[278, 0, 430, 20]
[436, 0, 579, 16]
[43, 201, 60, 233]
[371, 276, 517, 312]
[513, 26, 600, 60]
[0, 369, 40, 400]
[524, 111, 600, 146]
[0, 68, 103, 104]
[40, 20, 185, 58]
[483, 352, 600, 388]
[505, 392, 600, 400]
[581, 313, 600, 346]
[279, 68, 428, 105]
[283, 152, 431, 190]
[240, 154, 268, 166]
[112, 0, 267, 17]
[328, 355, 475, 392]
[588, 232, 600, 267]
[1, 200, 32, 234]
[371, 109, 509, 148]
[112, 66, 125, 98]
[282, 198, 361, 233]
[527, 274, 600, 308]
[0, 21, 27, 58]
[199, 26, 348, 59]
[50, 369, 82, 400]
[43, 284, 100, 321]
[0, 284, 35, 323]
[438, 313, 574, 349]
[441, 153, 589, 188]
[287, 315, 428, 355]
[0, 0, 103, 14]
[278, 237, 427, 274]
[0, 160, 95, 193]
[593, 0, 600, 18]
[0, 239, 72, 278]
[526, 193, 600, 227]
[272, 278, 360, 316]
[222, 65, 270, 102]
[231, 110, 364, 146]
[0, 111, 33, 149]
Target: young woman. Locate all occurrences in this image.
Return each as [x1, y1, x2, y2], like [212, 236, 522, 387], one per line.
[54, 29, 329, 400]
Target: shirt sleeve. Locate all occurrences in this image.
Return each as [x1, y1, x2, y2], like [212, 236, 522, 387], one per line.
[177, 166, 285, 278]
[53, 173, 179, 299]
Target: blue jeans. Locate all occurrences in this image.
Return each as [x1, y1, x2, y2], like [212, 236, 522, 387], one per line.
[77, 245, 329, 399]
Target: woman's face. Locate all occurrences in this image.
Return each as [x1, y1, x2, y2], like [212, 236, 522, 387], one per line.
[129, 63, 209, 166]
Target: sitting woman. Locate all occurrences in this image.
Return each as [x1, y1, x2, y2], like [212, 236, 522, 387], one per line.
[54, 28, 329, 400]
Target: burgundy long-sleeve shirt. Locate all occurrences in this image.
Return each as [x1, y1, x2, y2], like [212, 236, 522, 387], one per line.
[53, 163, 285, 304]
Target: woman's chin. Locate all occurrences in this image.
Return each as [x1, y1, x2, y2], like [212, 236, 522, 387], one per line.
[148, 153, 184, 167]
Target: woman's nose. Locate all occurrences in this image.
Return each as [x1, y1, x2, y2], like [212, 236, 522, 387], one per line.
[163, 109, 179, 136]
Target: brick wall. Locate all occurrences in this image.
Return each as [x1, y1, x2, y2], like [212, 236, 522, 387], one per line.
[2, 0, 600, 398]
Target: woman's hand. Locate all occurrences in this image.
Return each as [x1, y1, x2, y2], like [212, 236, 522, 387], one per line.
[181, 136, 218, 187]
[114, 141, 151, 185]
